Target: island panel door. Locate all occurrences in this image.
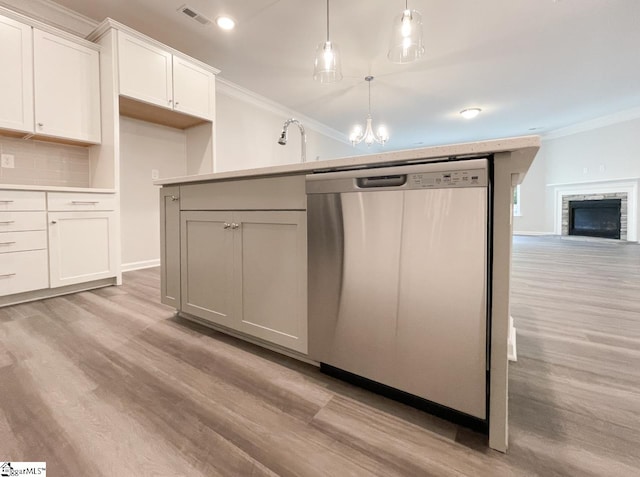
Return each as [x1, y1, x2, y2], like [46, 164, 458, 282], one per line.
[180, 211, 237, 329]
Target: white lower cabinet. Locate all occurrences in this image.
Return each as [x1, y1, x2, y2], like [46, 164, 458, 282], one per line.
[48, 211, 116, 288]
[0, 250, 48, 296]
[180, 210, 307, 353]
[0, 190, 48, 297]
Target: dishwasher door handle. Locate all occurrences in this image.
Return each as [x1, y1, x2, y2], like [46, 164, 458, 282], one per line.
[356, 175, 407, 188]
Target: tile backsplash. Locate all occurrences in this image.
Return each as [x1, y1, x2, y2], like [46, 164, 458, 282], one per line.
[0, 136, 90, 187]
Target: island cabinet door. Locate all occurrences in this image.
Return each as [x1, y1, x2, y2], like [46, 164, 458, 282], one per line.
[160, 187, 181, 308]
[235, 211, 308, 354]
[180, 211, 238, 330]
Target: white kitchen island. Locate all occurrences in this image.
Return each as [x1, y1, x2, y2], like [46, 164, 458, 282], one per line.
[155, 135, 540, 452]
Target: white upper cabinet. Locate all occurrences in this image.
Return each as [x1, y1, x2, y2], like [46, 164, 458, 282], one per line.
[0, 14, 34, 134]
[117, 30, 215, 121]
[33, 29, 101, 144]
[118, 31, 173, 109]
[172, 56, 215, 120]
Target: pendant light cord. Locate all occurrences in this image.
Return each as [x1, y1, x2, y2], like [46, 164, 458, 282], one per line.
[368, 80, 372, 115]
[326, 0, 330, 41]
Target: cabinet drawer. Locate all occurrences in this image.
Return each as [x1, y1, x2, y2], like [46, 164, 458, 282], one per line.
[47, 192, 116, 211]
[0, 249, 49, 296]
[0, 190, 46, 211]
[180, 175, 306, 211]
[0, 231, 47, 253]
[0, 211, 47, 231]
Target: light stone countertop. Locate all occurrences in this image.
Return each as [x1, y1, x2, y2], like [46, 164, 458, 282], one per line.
[155, 135, 541, 186]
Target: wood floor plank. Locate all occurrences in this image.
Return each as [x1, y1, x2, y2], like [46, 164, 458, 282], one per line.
[0, 238, 639, 476]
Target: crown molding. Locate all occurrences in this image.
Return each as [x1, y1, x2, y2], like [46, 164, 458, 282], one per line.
[0, 0, 98, 36]
[216, 77, 351, 145]
[543, 106, 640, 141]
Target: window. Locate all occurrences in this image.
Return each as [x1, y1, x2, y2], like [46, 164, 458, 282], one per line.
[513, 185, 521, 217]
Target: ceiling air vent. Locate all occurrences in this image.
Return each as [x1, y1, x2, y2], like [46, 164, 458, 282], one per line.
[177, 4, 212, 26]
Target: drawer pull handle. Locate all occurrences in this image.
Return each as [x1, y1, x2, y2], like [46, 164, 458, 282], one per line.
[170, 195, 179, 201]
[51, 220, 57, 224]
[71, 201, 100, 205]
[0, 221, 15, 225]
[231, 223, 240, 230]
[0, 241, 16, 245]
[0, 273, 16, 278]
[0, 200, 14, 203]
[223, 223, 231, 229]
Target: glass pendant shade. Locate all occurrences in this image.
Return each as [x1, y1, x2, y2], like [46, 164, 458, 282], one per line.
[388, 8, 424, 63]
[313, 41, 342, 83]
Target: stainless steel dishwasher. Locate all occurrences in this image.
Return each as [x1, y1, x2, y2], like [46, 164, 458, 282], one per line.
[307, 158, 490, 424]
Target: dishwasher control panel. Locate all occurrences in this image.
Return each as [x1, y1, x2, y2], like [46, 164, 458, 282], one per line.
[407, 168, 487, 189]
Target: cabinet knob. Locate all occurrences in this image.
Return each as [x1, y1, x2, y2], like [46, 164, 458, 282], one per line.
[223, 223, 231, 229]
[168, 99, 172, 105]
[231, 223, 240, 230]
[37, 122, 44, 128]
[51, 220, 57, 224]
[170, 195, 179, 201]
[175, 101, 180, 107]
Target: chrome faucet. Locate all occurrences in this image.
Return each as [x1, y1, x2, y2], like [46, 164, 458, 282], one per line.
[278, 118, 307, 163]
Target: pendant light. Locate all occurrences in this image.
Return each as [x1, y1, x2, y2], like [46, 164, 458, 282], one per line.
[313, 0, 342, 83]
[349, 76, 389, 146]
[388, 0, 424, 63]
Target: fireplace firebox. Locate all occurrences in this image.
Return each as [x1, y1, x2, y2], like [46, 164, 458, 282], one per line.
[568, 199, 621, 239]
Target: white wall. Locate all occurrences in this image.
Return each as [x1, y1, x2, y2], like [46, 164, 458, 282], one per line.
[514, 116, 640, 236]
[215, 88, 360, 172]
[119, 117, 186, 269]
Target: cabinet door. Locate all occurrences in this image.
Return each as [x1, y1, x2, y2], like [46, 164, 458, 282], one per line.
[172, 56, 215, 120]
[236, 211, 308, 354]
[33, 29, 101, 143]
[118, 31, 173, 110]
[48, 211, 116, 288]
[160, 187, 181, 307]
[180, 211, 237, 329]
[0, 14, 33, 134]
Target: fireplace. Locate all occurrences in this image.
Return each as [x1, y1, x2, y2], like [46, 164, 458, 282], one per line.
[568, 199, 621, 239]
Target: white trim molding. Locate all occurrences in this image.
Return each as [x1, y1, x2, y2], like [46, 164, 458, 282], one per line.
[121, 259, 160, 272]
[0, 0, 98, 36]
[216, 77, 351, 145]
[543, 106, 640, 141]
[551, 179, 638, 241]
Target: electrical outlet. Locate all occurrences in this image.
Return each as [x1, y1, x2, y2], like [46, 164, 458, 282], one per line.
[1, 154, 15, 169]
[582, 167, 589, 175]
[151, 169, 160, 180]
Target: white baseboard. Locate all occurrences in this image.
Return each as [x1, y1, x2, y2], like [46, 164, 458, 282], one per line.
[121, 259, 160, 272]
[508, 316, 517, 362]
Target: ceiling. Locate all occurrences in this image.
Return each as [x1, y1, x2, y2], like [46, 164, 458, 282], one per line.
[51, 0, 640, 150]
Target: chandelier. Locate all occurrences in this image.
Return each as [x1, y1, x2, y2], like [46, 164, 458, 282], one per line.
[349, 76, 389, 146]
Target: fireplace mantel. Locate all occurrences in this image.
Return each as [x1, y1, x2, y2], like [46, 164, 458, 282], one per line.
[550, 179, 638, 241]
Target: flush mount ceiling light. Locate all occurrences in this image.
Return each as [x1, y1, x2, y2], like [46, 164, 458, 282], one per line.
[460, 108, 482, 119]
[349, 76, 389, 146]
[388, 0, 425, 64]
[215, 15, 236, 30]
[313, 0, 342, 83]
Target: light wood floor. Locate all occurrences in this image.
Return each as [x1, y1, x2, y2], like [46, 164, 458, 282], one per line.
[0, 236, 638, 476]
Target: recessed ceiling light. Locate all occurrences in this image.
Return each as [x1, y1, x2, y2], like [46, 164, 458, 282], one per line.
[460, 108, 482, 119]
[216, 15, 236, 31]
